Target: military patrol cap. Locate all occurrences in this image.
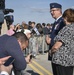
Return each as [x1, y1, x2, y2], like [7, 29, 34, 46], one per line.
[50, 3, 62, 9]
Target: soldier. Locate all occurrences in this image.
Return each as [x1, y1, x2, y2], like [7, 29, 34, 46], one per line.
[46, 3, 65, 75]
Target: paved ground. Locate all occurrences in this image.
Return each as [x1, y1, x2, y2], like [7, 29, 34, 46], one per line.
[25, 53, 53, 75]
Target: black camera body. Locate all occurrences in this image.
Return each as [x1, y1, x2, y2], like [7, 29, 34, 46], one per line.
[3, 8, 14, 15]
[4, 15, 14, 25]
[30, 52, 36, 58]
[4, 57, 15, 66]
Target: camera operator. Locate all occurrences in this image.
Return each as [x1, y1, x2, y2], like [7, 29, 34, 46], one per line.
[0, 32, 32, 75]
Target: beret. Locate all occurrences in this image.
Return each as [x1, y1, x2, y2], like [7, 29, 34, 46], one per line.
[50, 3, 62, 9]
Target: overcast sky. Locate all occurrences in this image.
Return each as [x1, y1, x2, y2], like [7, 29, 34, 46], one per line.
[5, 0, 74, 25]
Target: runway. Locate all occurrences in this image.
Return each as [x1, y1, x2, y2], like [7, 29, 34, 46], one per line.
[25, 53, 53, 75]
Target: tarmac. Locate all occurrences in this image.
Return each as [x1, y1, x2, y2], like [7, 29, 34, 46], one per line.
[25, 53, 53, 75]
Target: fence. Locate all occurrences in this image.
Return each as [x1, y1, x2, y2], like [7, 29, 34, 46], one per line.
[25, 34, 49, 56]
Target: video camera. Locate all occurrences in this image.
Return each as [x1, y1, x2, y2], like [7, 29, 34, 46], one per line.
[4, 15, 14, 25]
[3, 8, 14, 15]
[4, 9, 14, 29]
[0, 0, 14, 29]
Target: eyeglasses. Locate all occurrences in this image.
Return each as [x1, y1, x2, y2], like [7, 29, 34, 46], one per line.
[50, 9, 59, 13]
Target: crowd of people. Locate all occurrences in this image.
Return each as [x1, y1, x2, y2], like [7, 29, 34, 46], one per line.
[0, 2, 74, 75]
